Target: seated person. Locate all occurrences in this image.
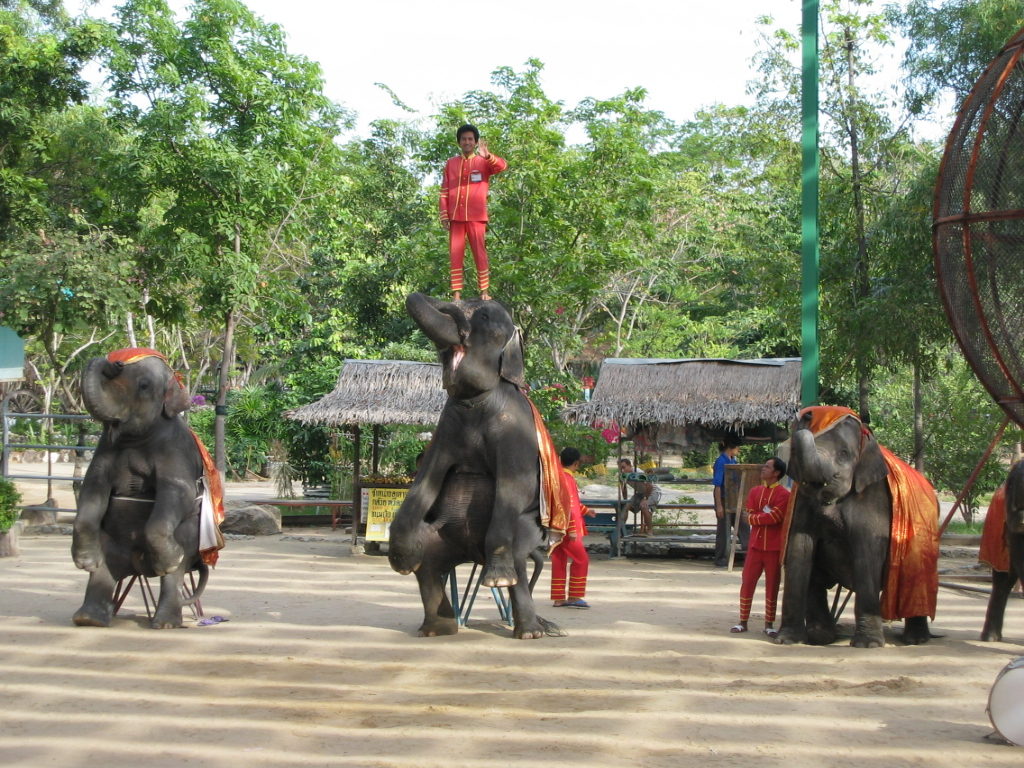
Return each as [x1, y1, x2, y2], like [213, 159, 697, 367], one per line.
[617, 458, 662, 536]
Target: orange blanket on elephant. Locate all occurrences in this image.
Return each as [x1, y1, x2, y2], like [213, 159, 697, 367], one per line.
[526, 397, 570, 535]
[878, 446, 938, 620]
[788, 406, 938, 620]
[979, 485, 1010, 573]
[105, 347, 225, 566]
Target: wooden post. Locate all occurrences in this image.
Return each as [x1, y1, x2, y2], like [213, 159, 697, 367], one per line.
[350, 425, 362, 546]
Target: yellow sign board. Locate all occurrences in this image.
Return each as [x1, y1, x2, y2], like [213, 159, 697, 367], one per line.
[364, 487, 408, 542]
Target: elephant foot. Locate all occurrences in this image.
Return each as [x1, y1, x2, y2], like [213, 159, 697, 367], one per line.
[806, 622, 837, 646]
[150, 612, 184, 630]
[148, 549, 185, 577]
[513, 618, 549, 640]
[850, 633, 884, 648]
[73, 602, 113, 628]
[418, 617, 459, 637]
[980, 627, 1003, 642]
[775, 626, 806, 645]
[850, 615, 884, 648]
[901, 617, 930, 645]
[72, 546, 103, 573]
[481, 562, 518, 588]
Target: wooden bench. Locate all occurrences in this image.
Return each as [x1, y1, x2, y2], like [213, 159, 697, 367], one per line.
[239, 498, 353, 529]
[582, 500, 716, 556]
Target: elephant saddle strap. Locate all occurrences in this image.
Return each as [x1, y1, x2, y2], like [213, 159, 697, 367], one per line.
[526, 397, 570, 535]
[979, 484, 1010, 573]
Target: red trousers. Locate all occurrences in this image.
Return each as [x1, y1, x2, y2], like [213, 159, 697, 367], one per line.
[449, 221, 489, 294]
[550, 536, 589, 600]
[739, 547, 781, 623]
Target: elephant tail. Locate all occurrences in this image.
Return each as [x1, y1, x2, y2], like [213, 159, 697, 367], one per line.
[181, 563, 210, 607]
[528, 547, 545, 592]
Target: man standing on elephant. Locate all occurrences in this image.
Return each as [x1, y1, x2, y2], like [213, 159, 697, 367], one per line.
[730, 458, 790, 637]
[439, 123, 507, 301]
[551, 447, 595, 608]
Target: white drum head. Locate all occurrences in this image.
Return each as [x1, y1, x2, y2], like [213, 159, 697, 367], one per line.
[988, 657, 1024, 746]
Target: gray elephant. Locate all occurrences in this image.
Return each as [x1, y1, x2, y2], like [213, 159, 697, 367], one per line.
[388, 293, 562, 639]
[779, 406, 938, 647]
[980, 460, 1024, 641]
[73, 349, 216, 629]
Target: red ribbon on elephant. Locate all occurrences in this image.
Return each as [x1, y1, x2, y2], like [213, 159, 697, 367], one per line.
[525, 397, 570, 536]
[104, 347, 225, 566]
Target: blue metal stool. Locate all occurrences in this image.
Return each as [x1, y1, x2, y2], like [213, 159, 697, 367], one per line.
[447, 564, 513, 626]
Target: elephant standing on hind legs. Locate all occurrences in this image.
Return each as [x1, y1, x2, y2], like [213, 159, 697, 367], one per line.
[388, 293, 567, 639]
[979, 461, 1024, 642]
[73, 348, 223, 629]
[778, 406, 939, 648]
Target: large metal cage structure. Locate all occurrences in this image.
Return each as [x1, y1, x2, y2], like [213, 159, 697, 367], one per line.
[934, 26, 1024, 432]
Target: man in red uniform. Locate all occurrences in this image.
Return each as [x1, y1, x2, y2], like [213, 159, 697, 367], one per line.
[439, 123, 507, 301]
[730, 457, 790, 637]
[551, 447, 596, 608]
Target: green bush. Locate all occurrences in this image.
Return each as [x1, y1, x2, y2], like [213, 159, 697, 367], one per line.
[0, 478, 22, 533]
[547, 421, 613, 474]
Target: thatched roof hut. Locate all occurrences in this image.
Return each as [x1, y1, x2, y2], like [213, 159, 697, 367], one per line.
[287, 359, 445, 427]
[562, 358, 801, 438]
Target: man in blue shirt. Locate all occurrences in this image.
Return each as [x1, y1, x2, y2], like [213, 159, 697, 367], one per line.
[713, 440, 743, 567]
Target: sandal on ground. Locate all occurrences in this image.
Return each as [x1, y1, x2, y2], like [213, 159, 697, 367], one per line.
[729, 624, 747, 633]
[564, 599, 590, 608]
[763, 627, 779, 638]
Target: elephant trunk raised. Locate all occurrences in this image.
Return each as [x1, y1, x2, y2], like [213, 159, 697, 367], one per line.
[788, 428, 836, 488]
[407, 293, 465, 347]
[81, 358, 130, 423]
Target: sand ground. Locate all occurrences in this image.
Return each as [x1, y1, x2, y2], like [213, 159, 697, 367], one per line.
[2, 465, 1022, 767]
[1, 533, 1023, 766]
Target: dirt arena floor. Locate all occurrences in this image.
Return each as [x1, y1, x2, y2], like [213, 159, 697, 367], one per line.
[1, 525, 1022, 768]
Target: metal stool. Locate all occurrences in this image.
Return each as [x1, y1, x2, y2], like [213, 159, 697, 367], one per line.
[446, 564, 512, 626]
[113, 570, 205, 620]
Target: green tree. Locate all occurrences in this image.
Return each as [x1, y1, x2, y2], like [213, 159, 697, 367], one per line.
[103, 0, 347, 471]
[0, 1, 105, 236]
[754, 2, 921, 420]
[897, 0, 1024, 113]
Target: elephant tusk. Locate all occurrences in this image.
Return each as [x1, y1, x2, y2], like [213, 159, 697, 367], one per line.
[451, 345, 465, 371]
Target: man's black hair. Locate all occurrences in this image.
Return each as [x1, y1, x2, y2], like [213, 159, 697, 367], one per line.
[456, 123, 479, 141]
[769, 457, 787, 477]
[560, 447, 581, 467]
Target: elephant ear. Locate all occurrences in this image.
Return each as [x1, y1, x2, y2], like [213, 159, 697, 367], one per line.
[853, 431, 889, 495]
[499, 327, 526, 390]
[162, 375, 191, 418]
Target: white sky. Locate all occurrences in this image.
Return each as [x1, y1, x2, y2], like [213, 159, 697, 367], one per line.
[75, 0, 942, 142]
[72, 0, 805, 134]
[236, 0, 783, 135]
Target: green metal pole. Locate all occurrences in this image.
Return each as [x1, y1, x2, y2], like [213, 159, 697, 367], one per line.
[800, 0, 820, 407]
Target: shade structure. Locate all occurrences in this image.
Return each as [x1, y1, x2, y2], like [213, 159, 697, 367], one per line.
[287, 359, 445, 427]
[561, 358, 801, 437]
[934, 26, 1024, 429]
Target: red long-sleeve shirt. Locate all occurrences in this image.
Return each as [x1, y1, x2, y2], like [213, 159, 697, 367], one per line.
[744, 482, 790, 552]
[439, 152, 507, 222]
[559, 468, 589, 538]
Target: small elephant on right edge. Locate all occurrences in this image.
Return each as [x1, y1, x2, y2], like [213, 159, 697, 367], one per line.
[778, 406, 939, 648]
[979, 460, 1024, 642]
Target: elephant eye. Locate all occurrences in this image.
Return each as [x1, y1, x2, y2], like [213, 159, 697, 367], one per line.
[138, 378, 151, 391]
[838, 449, 850, 461]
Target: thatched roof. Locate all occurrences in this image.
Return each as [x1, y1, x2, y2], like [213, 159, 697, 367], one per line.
[562, 358, 801, 431]
[287, 359, 445, 427]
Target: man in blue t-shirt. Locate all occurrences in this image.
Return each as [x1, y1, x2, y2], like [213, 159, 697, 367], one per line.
[712, 440, 743, 567]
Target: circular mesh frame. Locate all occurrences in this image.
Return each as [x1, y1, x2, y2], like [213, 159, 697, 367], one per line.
[934, 27, 1024, 429]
